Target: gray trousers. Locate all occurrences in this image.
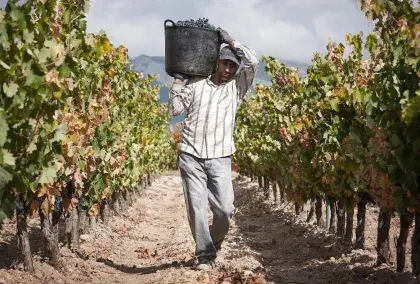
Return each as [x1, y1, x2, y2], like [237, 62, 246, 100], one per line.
[178, 151, 235, 261]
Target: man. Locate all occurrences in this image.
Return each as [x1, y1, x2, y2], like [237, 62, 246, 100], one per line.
[168, 27, 258, 270]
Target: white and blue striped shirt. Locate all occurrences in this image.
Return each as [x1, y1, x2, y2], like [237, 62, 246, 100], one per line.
[168, 41, 259, 159]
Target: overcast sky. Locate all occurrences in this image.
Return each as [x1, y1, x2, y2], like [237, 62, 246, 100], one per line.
[0, 0, 377, 63]
[85, 0, 375, 63]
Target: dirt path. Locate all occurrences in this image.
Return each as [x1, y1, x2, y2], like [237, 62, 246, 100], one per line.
[0, 173, 419, 284]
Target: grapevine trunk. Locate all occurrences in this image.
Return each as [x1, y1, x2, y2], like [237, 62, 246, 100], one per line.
[396, 211, 413, 273]
[119, 191, 127, 210]
[101, 199, 110, 225]
[337, 199, 346, 238]
[123, 191, 131, 207]
[147, 174, 152, 187]
[376, 208, 392, 266]
[294, 202, 303, 216]
[306, 199, 316, 223]
[39, 208, 62, 268]
[316, 197, 324, 227]
[328, 197, 337, 234]
[71, 209, 79, 249]
[272, 182, 279, 205]
[16, 210, 34, 273]
[258, 176, 263, 189]
[412, 212, 420, 276]
[111, 192, 120, 214]
[89, 215, 97, 231]
[65, 213, 72, 248]
[263, 177, 269, 199]
[355, 196, 367, 249]
[345, 206, 354, 244]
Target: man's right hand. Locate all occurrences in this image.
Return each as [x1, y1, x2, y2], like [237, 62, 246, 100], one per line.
[173, 73, 189, 82]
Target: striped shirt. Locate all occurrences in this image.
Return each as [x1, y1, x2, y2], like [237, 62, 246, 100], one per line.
[168, 41, 259, 159]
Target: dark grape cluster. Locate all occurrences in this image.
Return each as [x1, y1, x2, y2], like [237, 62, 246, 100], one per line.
[54, 195, 62, 212]
[276, 74, 290, 86]
[15, 201, 26, 213]
[176, 18, 216, 30]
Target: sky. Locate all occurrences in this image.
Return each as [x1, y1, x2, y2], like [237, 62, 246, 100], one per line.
[0, 0, 377, 64]
[84, 0, 375, 64]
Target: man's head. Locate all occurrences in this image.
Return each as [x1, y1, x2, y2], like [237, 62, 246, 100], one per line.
[216, 45, 241, 83]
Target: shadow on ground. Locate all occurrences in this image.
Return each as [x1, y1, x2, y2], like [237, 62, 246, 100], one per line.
[102, 258, 194, 275]
[230, 177, 419, 284]
[0, 225, 44, 269]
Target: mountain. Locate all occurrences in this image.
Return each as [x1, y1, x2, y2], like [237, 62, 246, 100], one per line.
[130, 55, 309, 125]
[131, 55, 308, 86]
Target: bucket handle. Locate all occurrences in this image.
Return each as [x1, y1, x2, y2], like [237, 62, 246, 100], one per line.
[164, 19, 176, 29]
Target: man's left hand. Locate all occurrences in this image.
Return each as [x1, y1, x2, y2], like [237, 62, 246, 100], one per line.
[217, 27, 234, 46]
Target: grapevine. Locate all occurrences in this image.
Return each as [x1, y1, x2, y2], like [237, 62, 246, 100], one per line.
[234, 0, 419, 275]
[0, 0, 176, 270]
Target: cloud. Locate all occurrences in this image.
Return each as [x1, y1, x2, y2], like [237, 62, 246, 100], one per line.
[0, 0, 374, 63]
[85, 0, 373, 63]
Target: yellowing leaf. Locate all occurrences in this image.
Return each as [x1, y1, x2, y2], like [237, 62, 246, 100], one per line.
[0, 114, 8, 147]
[329, 98, 339, 111]
[39, 166, 57, 184]
[40, 198, 51, 215]
[2, 150, 15, 167]
[3, 82, 19, 98]
[89, 203, 99, 216]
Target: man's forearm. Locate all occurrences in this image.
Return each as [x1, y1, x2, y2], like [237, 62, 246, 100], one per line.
[168, 80, 191, 117]
[234, 41, 258, 67]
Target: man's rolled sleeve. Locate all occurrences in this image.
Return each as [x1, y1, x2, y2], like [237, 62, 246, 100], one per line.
[233, 41, 259, 100]
[168, 80, 193, 117]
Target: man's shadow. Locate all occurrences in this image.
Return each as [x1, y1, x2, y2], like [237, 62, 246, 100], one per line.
[101, 258, 195, 275]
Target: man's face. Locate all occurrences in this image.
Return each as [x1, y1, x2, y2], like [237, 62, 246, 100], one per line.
[217, 59, 238, 83]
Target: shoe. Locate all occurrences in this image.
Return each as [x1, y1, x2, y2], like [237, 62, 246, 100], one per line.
[195, 259, 216, 271]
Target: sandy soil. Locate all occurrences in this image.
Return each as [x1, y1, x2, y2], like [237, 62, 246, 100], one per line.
[0, 172, 419, 284]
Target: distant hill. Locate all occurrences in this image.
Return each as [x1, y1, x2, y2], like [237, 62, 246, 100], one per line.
[131, 55, 309, 125]
[131, 55, 308, 86]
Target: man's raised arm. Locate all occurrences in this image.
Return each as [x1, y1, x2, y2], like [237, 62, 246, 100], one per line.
[168, 75, 193, 117]
[217, 28, 259, 99]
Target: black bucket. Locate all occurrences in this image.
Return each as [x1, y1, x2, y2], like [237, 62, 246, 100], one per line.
[164, 19, 221, 77]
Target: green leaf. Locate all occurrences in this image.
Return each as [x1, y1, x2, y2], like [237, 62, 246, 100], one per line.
[10, 7, 23, 22]
[0, 198, 15, 229]
[365, 116, 375, 129]
[3, 82, 19, 98]
[58, 62, 71, 77]
[37, 46, 51, 64]
[63, 10, 71, 25]
[38, 166, 57, 184]
[53, 124, 68, 142]
[2, 150, 15, 167]
[0, 60, 10, 69]
[25, 73, 43, 88]
[390, 134, 400, 147]
[0, 166, 12, 191]
[329, 98, 339, 111]
[27, 140, 37, 154]
[23, 30, 34, 44]
[0, 114, 8, 147]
